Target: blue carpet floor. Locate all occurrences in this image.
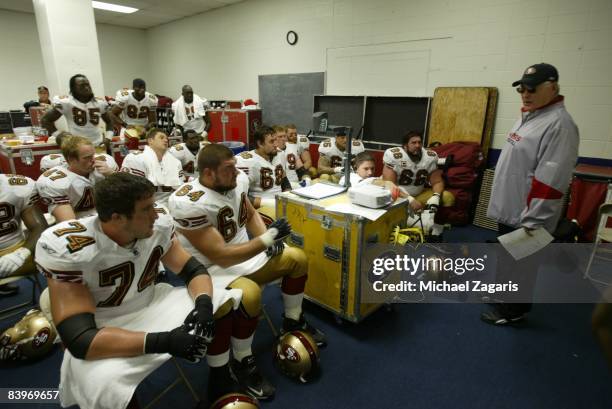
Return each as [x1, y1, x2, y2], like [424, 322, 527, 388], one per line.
[0, 225, 610, 409]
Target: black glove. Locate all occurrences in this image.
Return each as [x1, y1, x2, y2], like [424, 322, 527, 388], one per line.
[268, 218, 291, 241]
[145, 326, 208, 363]
[266, 241, 285, 258]
[183, 294, 215, 343]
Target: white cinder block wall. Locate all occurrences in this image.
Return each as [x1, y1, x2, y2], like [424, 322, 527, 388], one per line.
[147, 0, 612, 159]
[0, 10, 149, 111]
[1, 1, 610, 159]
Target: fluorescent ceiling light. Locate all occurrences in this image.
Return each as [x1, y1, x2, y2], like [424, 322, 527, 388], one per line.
[92, 1, 138, 14]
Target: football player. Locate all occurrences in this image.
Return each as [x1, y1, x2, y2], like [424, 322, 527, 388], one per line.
[41, 74, 113, 147]
[169, 143, 325, 400]
[235, 125, 291, 220]
[36, 172, 242, 409]
[382, 131, 454, 210]
[171, 85, 210, 137]
[286, 123, 316, 179]
[0, 174, 47, 296]
[36, 136, 117, 222]
[382, 131, 453, 237]
[39, 132, 118, 174]
[168, 129, 208, 179]
[109, 78, 158, 138]
[120, 128, 185, 208]
[318, 128, 365, 183]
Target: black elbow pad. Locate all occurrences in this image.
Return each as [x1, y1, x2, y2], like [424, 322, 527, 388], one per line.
[56, 313, 100, 360]
[180, 256, 210, 285]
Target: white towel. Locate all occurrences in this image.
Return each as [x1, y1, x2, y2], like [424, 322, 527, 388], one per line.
[142, 146, 184, 188]
[171, 94, 207, 127]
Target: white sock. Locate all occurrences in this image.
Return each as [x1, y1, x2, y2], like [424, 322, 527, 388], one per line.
[206, 350, 230, 368]
[282, 292, 304, 320]
[231, 335, 254, 362]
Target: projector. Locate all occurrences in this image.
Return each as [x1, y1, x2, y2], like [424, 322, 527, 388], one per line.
[348, 184, 392, 209]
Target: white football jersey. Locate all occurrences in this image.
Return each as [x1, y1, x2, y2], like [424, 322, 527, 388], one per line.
[318, 138, 365, 169]
[36, 166, 105, 218]
[235, 150, 287, 200]
[284, 136, 310, 182]
[52, 95, 109, 145]
[40, 153, 67, 172]
[0, 174, 40, 249]
[168, 172, 268, 289]
[114, 90, 158, 127]
[36, 214, 175, 316]
[92, 153, 120, 173]
[120, 146, 185, 206]
[383, 147, 438, 196]
[168, 142, 203, 178]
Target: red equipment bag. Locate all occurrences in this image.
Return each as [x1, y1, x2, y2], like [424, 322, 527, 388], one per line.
[445, 166, 479, 189]
[431, 142, 484, 169]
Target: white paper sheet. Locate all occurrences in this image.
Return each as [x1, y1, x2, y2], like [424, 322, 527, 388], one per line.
[497, 227, 554, 260]
[291, 183, 347, 200]
[324, 203, 387, 221]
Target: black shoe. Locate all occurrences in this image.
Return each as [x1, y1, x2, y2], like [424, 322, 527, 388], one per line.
[281, 313, 327, 348]
[206, 364, 245, 406]
[230, 355, 276, 400]
[480, 308, 525, 326]
[427, 233, 444, 243]
[0, 284, 19, 296]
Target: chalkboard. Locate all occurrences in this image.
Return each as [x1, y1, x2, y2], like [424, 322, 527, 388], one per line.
[313, 95, 365, 138]
[363, 96, 430, 145]
[258, 72, 324, 133]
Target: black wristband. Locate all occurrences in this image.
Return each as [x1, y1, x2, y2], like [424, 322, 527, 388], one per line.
[144, 331, 170, 354]
[195, 293, 213, 316]
[296, 166, 307, 180]
[281, 176, 292, 191]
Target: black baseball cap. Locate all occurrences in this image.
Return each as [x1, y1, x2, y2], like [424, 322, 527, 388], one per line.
[512, 63, 559, 88]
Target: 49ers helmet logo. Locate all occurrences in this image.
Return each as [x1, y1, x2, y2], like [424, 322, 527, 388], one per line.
[32, 328, 51, 348]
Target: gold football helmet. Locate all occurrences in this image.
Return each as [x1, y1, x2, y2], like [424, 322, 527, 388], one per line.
[210, 393, 259, 409]
[274, 330, 320, 383]
[0, 309, 56, 361]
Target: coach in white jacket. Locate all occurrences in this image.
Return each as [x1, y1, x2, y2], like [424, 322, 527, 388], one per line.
[484, 63, 579, 325]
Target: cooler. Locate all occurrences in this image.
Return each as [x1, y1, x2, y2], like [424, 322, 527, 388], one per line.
[207, 109, 262, 148]
[0, 142, 61, 179]
[276, 191, 409, 322]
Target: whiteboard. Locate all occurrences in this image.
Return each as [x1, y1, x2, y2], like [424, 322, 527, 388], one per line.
[326, 42, 431, 96]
